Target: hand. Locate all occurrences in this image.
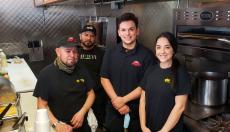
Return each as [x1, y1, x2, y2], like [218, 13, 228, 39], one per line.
[70, 110, 85, 128]
[55, 123, 73, 132]
[142, 126, 151, 132]
[112, 96, 126, 110]
[118, 105, 130, 115]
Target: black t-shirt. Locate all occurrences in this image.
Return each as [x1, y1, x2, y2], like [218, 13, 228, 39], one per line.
[78, 46, 104, 91]
[139, 64, 191, 132]
[100, 42, 156, 117]
[33, 63, 95, 123]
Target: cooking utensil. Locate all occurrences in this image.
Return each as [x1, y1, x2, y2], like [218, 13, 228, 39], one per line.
[191, 72, 228, 106]
[11, 112, 28, 130]
[0, 103, 12, 125]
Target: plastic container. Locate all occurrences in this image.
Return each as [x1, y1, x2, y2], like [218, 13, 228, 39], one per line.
[35, 109, 50, 132]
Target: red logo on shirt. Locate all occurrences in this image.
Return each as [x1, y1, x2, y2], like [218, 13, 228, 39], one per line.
[131, 60, 142, 67]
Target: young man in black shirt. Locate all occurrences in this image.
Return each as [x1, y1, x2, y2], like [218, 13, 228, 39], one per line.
[33, 37, 95, 132]
[100, 13, 155, 132]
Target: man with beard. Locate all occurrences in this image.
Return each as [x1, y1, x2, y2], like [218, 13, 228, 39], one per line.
[33, 37, 95, 132]
[78, 25, 106, 130]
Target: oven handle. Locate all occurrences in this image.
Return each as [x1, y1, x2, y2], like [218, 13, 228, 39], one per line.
[178, 34, 230, 44]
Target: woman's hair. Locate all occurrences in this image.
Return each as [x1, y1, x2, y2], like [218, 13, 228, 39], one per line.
[154, 32, 179, 90]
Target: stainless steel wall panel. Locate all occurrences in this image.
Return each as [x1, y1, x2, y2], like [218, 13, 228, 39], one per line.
[0, 0, 95, 56]
[96, 1, 177, 49]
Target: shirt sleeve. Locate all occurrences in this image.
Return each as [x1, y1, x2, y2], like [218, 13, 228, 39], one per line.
[176, 65, 192, 95]
[100, 48, 111, 78]
[139, 66, 152, 91]
[33, 70, 49, 101]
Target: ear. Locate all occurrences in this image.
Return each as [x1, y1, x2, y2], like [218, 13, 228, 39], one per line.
[79, 33, 82, 40]
[118, 29, 121, 38]
[55, 48, 61, 57]
[136, 28, 140, 36]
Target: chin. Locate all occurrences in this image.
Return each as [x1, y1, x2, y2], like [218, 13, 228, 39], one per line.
[158, 58, 170, 63]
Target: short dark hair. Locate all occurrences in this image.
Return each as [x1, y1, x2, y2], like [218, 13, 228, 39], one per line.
[117, 12, 138, 28]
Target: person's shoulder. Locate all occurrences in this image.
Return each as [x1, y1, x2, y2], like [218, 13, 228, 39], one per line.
[177, 63, 190, 78]
[94, 46, 105, 54]
[40, 63, 55, 73]
[146, 64, 158, 72]
[178, 63, 188, 73]
[137, 43, 152, 53]
[104, 44, 120, 53]
[38, 63, 56, 78]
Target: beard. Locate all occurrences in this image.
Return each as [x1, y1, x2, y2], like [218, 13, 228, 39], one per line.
[82, 41, 95, 48]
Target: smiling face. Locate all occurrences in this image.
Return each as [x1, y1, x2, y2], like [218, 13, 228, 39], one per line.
[55, 47, 78, 67]
[118, 20, 139, 48]
[155, 37, 174, 66]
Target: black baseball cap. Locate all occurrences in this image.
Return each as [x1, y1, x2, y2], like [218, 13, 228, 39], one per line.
[57, 36, 78, 48]
[81, 25, 96, 35]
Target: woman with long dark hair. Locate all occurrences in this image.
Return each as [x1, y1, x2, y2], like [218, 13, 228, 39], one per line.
[139, 32, 191, 132]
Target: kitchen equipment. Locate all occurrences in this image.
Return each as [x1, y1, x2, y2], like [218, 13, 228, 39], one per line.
[0, 77, 18, 121]
[27, 40, 44, 62]
[191, 72, 228, 106]
[175, 6, 230, 132]
[0, 103, 12, 125]
[11, 112, 28, 130]
[174, 7, 230, 71]
[0, 76, 17, 106]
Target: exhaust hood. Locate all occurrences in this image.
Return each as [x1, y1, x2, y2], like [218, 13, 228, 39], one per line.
[34, 0, 68, 6]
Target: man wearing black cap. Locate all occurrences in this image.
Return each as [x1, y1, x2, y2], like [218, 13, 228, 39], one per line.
[78, 25, 106, 130]
[33, 37, 95, 132]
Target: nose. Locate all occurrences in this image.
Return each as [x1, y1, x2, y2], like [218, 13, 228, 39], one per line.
[124, 29, 130, 36]
[160, 47, 166, 54]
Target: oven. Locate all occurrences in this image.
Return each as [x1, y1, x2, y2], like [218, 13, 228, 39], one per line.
[174, 6, 230, 72]
[174, 6, 230, 132]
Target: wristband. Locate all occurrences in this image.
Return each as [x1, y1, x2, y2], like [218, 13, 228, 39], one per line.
[51, 120, 61, 128]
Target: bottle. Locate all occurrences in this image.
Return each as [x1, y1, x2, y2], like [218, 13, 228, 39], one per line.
[0, 49, 7, 74]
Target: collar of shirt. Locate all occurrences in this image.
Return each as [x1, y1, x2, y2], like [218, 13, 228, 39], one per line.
[118, 42, 140, 55]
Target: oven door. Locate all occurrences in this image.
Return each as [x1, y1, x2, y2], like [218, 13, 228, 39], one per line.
[176, 25, 230, 62]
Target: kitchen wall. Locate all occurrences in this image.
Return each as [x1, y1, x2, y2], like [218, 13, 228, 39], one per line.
[0, 0, 226, 75]
[96, 1, 177, 49]
[0, 0, 96, 75]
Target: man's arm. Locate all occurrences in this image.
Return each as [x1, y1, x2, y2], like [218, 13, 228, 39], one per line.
[101, 77, 118, 100]
[71, 89, 95, 128]
[112, 87, 142, 110]
[37, 97, 72, 132]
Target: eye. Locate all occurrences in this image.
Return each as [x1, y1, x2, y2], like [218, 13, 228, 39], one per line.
[84, 33, 89, 37]
[129, 28, 135, 32]
[120, 29, 126, 32]
[66, 50, 71, 53]
[165, 45, 172, 49]
[156, 46, 161, 50]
